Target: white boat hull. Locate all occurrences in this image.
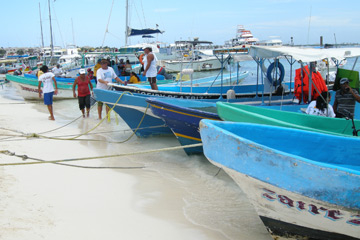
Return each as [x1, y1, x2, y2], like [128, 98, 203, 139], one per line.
[11, 81, 73, 100]
[164, 58, 222, 73]
[211, 162, 360, 239]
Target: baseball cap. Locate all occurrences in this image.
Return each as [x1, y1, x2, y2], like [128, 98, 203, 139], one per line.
[340, 78, 350, 85]
[79, 69, 86, 74]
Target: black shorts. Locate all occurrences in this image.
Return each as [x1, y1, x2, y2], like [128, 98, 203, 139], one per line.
[78, 95, 90, 110]
[148, 77, 157, 84]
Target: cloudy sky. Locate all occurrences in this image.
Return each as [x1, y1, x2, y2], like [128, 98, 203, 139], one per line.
[2, 0, 359, 48]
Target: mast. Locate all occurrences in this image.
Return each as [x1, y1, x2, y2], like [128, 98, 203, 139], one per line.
[125, 0, 128, 46]
[48, 0, 54, 57]
[39, 2, 44, 48]
[71, 18, 76, 46]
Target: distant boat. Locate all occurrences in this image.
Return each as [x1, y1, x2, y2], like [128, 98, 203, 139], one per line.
[164, 38, 222, 73]
[225, 25, 259, 47]
[216, 102, 360, 136]
[200, 120, 360, 240]
[6, 74, 76, 100]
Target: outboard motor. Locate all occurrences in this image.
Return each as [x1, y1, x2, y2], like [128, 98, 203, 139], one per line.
[14, 69, 22, 76]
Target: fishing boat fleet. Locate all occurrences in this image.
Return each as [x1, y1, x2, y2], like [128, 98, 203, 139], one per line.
[3, 31, 360, 240]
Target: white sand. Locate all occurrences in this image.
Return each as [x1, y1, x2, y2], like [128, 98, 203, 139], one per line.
[0, 84, 272, 240]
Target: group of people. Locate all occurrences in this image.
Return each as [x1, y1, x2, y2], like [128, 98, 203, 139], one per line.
[305, 78, 360, 118]
[37, 46, 159, 121]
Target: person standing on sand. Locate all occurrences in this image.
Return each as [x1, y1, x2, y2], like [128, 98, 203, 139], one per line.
[72, 68, 93, 118]
[38, 65, 58, 121]
[142, 47, 158, 90]
[96, 59, 125, 120]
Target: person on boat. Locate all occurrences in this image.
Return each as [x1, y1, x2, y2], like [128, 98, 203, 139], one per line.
[72, 68, 93, 118]
[52, 64, 63, 77]
[124, 60, 132, 76]
[96, 59, 125, 120]
[138, 53, 145, 72]
[87, 68, 94, 80]
[36, 69, 44, 79]
[333, 78, 360, 118]
[142, 47, 158, 90]
[306, 91, 335, 118]
[118, 59, 125, 76]
[128, 72, 140, 84]
[38, 65, 58, 121]
[93, 59, 102, 84]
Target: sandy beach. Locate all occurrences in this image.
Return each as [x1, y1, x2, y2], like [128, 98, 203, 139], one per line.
[0, 83, 272, 240]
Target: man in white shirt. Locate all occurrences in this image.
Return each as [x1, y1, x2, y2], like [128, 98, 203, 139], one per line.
[96, 59, 125, 119]
[38, 65, 58, 120]
[52, 64, 63, 77]
[142, 47, 158, 90]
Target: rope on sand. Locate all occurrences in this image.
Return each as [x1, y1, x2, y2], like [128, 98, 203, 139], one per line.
[0, 143, 203, 167]
[0, 91, 152, 144]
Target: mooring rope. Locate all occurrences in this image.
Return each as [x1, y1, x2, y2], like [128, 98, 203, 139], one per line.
[0, 143, 203, 167]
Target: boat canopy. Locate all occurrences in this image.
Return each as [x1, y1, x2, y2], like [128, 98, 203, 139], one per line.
[128, 28, 164, 37]
[249, 46, 360, 62]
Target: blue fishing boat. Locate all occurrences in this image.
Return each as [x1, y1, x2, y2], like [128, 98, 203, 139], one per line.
[93, 88, 172, 137]
[108, 71, 290, 99]
[146, 98, 220, 154]
[200, 120, 360, 240]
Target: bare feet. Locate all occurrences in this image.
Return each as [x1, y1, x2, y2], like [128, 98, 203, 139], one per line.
[86, 111, 90, 118]
[48, 116, 55, 121]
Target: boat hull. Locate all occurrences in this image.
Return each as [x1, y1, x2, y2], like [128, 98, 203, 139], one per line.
[93, 88, 172, 137]
[7, 74, 74, 100]
[147, 98, 220, 154]
[200, 120, 360, 240]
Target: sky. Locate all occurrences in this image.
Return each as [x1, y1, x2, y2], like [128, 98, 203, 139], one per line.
[1, 0, 360, 48]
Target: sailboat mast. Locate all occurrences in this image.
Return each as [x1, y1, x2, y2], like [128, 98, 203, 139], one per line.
[48, 0, 54, 57]
[125, 0, 128, 46]
[39, 2, 44, 48]
[72, 18, 76, 46]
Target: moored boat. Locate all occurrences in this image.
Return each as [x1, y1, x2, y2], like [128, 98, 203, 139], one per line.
[217, 102, 360, 136]
[93, 88, 172, 137]
[6, 74, 75, 100]
[200, 120, 360, 240]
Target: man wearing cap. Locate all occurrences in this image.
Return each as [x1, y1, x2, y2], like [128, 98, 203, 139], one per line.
[72, 69, 93, 118]
[142, 47, 158, 90]
[333, 78, 360, 118]
[96, 59, 125, 119]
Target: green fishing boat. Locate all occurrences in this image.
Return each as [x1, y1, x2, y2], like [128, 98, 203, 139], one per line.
[216, 102, 359, 137]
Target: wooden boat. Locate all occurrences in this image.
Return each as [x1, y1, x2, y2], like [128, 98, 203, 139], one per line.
[217, 102, 360, 137]
[147, 97, 306, 155]
[200, 120, 360, 240]
[6, 74, 76, 100]
[93, 88, 172, 137]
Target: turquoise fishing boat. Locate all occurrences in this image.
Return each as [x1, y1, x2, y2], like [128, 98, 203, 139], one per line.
[217, 102, 360, 137]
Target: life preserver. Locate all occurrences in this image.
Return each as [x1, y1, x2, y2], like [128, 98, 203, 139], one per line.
[139, 54, 144, 65]
[266, 60, 285, 86]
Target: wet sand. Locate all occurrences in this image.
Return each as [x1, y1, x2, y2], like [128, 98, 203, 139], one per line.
[0, 83, 272, 240]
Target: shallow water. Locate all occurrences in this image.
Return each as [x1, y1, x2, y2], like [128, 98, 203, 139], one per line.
[0, 82, 273, 240]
